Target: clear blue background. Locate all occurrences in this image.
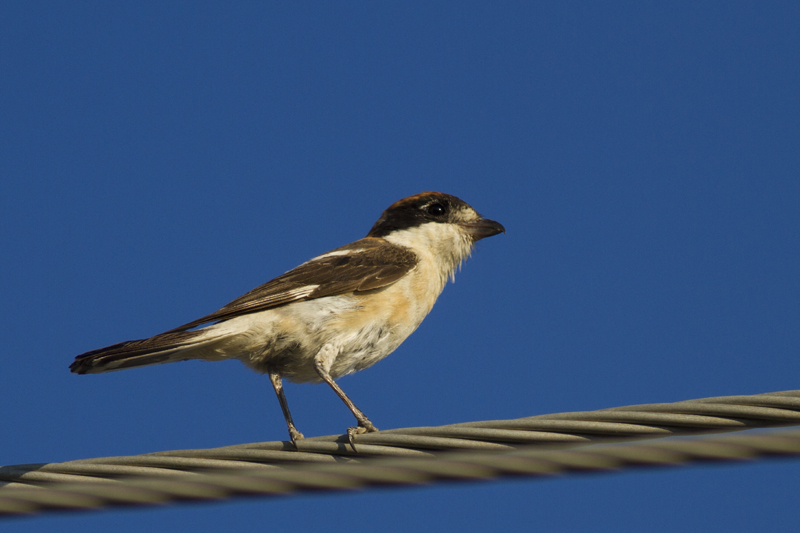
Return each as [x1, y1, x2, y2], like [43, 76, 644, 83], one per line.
[2, 2, 799, 531]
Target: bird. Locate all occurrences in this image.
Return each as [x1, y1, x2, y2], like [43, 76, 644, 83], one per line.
[71, 191, 505, 449]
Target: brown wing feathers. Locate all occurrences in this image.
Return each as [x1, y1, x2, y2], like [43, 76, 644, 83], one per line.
[167, 238, 417, 331]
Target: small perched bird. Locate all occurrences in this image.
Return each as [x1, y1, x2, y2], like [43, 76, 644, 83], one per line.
[71, 192, 504, 448]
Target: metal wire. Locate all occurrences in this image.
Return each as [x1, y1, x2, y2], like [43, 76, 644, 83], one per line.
[3, 389, 800, 517]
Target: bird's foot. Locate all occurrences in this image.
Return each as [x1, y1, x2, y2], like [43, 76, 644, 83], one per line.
[289, 426, 305, 450]
[347, 420, 378, 453]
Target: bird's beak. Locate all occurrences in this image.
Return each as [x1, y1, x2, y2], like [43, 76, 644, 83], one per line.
[460, 218, 506, 241]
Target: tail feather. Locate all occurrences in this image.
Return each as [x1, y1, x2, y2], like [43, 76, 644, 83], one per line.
[70, 329, 226, 374]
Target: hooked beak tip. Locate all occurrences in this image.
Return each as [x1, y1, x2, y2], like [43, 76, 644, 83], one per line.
[460, 218, 505, 240]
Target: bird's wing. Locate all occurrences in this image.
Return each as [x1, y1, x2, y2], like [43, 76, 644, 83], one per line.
[168, 237, 418, 332]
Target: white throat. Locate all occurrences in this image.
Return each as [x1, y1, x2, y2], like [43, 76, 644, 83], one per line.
[383, 222, 474, 286]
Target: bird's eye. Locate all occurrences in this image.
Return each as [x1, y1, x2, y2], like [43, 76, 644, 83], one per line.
[426, 203, 447, 217]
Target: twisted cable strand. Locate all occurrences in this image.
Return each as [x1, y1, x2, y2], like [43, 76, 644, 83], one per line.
[3, 430, 800, 517]
[3, 389, 800, 516]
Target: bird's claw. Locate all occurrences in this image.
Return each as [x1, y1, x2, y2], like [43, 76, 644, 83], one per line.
[347, 421, 378, 452]
[289, 427, 305, 449]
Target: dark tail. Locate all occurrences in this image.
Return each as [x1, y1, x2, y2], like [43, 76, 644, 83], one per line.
[70, 329, 222, 374]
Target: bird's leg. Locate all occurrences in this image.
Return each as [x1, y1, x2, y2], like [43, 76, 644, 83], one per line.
[313, 349, 378, 452]
[268, 371, 304, 449]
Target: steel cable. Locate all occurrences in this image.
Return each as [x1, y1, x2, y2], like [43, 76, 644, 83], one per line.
[3, 389, 800, 517]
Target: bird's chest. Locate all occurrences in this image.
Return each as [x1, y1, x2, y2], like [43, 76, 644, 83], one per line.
[325, 265, 445, 377]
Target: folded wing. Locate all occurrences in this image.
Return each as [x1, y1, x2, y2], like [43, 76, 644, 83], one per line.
[70, 237, 418, 374]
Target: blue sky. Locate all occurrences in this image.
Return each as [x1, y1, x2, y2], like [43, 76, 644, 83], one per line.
[2, 2, 800, 530]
